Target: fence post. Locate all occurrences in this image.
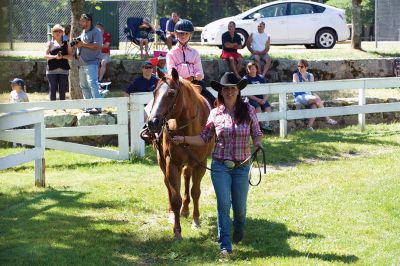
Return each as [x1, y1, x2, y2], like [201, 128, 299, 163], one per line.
[34, 111, 45, 187]
[117, 100, 130, 160]
[279, 93, 288, 138]
[130, 95, 145, 157]
[358, 87, 366, 131]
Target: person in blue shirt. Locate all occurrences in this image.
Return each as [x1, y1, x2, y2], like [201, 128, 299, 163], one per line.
[165, 12, 180, 50]
[125, 61, 159, 95]
[293, 59, 337, 131]
[243, 62, 272, 131]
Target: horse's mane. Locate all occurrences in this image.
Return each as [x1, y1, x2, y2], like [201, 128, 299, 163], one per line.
[178, 78, 205, 106]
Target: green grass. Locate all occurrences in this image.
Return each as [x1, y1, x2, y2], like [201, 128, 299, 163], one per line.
[1, 124, 400, 265]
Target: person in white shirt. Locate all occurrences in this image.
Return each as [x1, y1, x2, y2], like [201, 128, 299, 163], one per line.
[246, 21, 272, 78]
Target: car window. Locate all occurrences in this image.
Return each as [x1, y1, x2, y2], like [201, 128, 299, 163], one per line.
[313, 5, 326, 13]
[256, 4, 287, 18]
[290, 3, 315, 15]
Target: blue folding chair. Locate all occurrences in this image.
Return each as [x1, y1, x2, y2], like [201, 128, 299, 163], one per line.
[124, 17, 155, 56]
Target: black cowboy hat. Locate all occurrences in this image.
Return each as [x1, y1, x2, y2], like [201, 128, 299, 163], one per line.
[210, 72, 248, 92]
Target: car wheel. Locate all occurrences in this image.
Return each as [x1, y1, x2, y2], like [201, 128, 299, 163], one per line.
[235, 29, 248, 47]
[304, 44, 316, 49]
[316, 29, 336, 49]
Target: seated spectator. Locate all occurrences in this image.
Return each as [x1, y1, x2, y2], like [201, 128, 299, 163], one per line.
[9, 78, 29, 103]
[247, 21, 272, 79]
[96, 22, 112, 82]
[136, 18, 154, 59]
[293, 59, 337, 131]
[165, 12, 180, 50]
[155, 55, 168, 78]
[221, 21, 244, 80]
[124, 60, 159, 96]
[243, 62, 272, 131]
[63, 24, 71, 42]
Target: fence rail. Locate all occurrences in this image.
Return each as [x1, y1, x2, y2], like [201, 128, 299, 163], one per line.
[130, 77, 400, 156]
[0, 98, 129, 160]
[0, 108, 45, 186]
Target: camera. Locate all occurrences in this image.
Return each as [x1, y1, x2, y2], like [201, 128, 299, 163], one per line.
[70, 37, 81, 47]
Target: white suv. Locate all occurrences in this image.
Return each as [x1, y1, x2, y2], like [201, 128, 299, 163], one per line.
[201, 0, 350, 49]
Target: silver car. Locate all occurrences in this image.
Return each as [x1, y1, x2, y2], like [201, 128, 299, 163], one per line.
[201, 0, 350, 49]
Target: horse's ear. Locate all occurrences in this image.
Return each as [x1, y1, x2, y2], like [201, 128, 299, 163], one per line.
[171, 68, 179, 81]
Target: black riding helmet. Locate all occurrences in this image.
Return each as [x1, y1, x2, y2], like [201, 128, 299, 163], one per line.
[174, 19, 194, 33]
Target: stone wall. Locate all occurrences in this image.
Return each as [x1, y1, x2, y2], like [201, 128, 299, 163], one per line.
[0, 58, 396, 94]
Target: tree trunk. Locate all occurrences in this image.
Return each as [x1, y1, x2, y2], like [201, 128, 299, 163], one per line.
[351, 0, 362, 50]
[69, 0, 84, 99]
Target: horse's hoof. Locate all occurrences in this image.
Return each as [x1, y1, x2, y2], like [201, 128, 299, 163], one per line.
[192, 220, 200, 229]
[180, 210, 189, 218]
[168, 212, 175, 224]
[173, 233, 183, 241]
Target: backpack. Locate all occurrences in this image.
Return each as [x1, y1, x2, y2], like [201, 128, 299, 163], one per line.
[393, 59, 400, 77]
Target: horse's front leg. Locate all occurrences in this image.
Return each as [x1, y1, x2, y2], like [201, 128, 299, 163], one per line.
[166, 156, 183, 240]
[181, 166, 192, 218]
[191, 161, 207, 229]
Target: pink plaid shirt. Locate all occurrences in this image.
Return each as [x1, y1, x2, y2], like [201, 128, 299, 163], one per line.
[166, 44, 204, 79]
[200, 104, 263, 161]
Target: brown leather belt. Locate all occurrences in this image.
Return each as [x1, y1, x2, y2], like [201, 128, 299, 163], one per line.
[215, 158, 250, 169]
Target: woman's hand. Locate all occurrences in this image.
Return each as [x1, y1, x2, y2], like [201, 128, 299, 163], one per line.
[172, 136, 185, 145]
[254, 141, 263, 149]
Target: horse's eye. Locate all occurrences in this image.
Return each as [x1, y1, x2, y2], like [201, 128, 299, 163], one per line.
[167, 90, 176, 97]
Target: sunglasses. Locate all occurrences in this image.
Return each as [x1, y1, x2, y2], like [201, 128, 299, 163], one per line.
[297, 65, 305, 69]
[143, 66, 153, 69]
[53, 30, 63, 33]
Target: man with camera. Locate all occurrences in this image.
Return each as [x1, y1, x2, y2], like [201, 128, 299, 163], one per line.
[73, 13, 103, 113]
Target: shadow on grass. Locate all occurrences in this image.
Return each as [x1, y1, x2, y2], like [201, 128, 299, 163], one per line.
[263, 129, 400, 164]
[0, 186, 359, 265]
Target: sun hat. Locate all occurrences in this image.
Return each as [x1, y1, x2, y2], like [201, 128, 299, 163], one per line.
[51, 24, 64, 33]
[210, 72, 248, 92]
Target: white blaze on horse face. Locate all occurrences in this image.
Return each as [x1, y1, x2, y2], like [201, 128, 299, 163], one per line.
[150, 82, 169, 118]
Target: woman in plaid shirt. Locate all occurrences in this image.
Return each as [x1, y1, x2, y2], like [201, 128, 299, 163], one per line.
[172, 72, 263, 257]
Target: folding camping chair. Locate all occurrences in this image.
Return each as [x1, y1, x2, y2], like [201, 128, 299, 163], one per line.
[124, 17, 155, 56]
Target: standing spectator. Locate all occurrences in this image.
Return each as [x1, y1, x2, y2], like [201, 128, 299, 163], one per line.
[221, 21, 244, 80]
[243, 62, 272, 131]
[171, 72, 263, 257]
[10, 78, 29, 103]
[74, 13, 103, 113]
[63, 24, 71, 42]
[44, 24, 72, 101]
[166, 19, 215, 107]
[136, 18, 154, 59]
[293, 59, 337, 131]
[124, 61, 158, 96]
[246, 21, 272, 79]
[96, 22, 111, 82]
[165, 12, 180, 50]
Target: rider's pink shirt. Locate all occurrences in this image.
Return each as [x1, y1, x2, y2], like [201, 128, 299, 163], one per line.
[166, 44, 204, 80]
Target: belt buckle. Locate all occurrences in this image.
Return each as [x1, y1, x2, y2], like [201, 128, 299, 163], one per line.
[224, 160, 236, 169]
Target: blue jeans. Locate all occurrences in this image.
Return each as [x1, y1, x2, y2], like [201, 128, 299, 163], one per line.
[79, 64, 101, 112]
[211, 159, 250, 252]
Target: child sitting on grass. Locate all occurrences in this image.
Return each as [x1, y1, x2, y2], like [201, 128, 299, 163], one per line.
[9, 78, 29, 148]
[10, 78, 29, 103]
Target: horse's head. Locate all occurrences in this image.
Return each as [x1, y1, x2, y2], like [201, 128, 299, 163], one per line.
[148, 68, 182, 134]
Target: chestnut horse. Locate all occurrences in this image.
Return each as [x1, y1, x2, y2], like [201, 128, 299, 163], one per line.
[147, 68, 214, 240]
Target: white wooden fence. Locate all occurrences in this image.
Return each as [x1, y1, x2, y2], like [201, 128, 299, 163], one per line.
[0, 108, 45, 187]
[0, 98, 129, 160]
[130, 77, 400, 156]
